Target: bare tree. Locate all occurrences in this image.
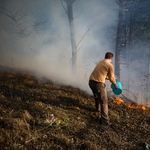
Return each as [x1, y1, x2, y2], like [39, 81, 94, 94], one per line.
[61, 0, 77, 72]
[0, 6, 49, 67]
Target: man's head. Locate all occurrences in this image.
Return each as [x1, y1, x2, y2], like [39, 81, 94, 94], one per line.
[105, 52, 113, 62]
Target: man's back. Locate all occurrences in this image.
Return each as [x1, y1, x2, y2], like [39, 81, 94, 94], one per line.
[89, 60, 115, 84]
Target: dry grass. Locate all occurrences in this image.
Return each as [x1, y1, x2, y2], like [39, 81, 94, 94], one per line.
[0, 69, 150, 150]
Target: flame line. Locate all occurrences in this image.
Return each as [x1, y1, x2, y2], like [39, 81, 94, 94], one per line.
[110, 97, 148, 111]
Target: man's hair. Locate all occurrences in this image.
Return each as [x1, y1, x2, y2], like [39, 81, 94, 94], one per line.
[105, 52, 113, 59]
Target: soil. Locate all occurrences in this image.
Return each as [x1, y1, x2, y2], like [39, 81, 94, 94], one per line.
[0, 68, 150, 150]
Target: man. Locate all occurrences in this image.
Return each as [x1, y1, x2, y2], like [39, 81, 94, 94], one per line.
[89, 52, 118, 125]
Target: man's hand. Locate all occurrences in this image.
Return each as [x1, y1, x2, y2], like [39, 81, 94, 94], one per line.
[114, 83, 118, 89]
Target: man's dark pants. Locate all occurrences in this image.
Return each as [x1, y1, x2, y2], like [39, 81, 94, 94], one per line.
[89, 80, 109, 122]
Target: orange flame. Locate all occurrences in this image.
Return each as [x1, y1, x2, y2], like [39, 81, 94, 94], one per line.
[110, 97, 148, 111]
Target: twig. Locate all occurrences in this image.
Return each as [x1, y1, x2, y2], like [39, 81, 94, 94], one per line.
[141, 125, 150, 132]
[13, 143, 22, 147]
[77, 28, 90, 48]
[74, 13, 81, 19]
[25, 137, 37, 144]
[9, 109, 14, 115]
[83, 54, 98, 65]
[36, 123, 52, 132]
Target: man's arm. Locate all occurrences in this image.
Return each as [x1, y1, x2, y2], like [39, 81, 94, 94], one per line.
[107, 66, 118, 89]
[113, 81, 118, 89]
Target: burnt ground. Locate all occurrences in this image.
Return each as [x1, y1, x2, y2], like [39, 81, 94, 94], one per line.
[0, 68, 150, 150]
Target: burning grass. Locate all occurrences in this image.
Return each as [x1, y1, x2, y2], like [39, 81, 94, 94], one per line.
[110, 97, 149, 111]
[0, 69, 150, 150]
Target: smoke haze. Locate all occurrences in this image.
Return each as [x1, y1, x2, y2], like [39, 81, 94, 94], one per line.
[0, 0, 149, 105]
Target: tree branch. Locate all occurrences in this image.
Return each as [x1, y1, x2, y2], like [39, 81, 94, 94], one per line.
[74, 13, 81, 19]
[0, 7, 38, 66]
[14, 6, 25, 18]
[63, 0, 76, 7]
[77, 28, 90, 48]
[16, 14, 26, 22]
[83, 54, 98, 65]
[71, 0, 76, 5]
[61, 0, 68, 14]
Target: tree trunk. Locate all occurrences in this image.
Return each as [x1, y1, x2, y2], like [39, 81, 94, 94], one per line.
[127, 2, 134, 91]
[146, 54, 150, 105]
[115, 0, 123, 81]
[66, 2, 77, 72]
[148, 54, 150, 104]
